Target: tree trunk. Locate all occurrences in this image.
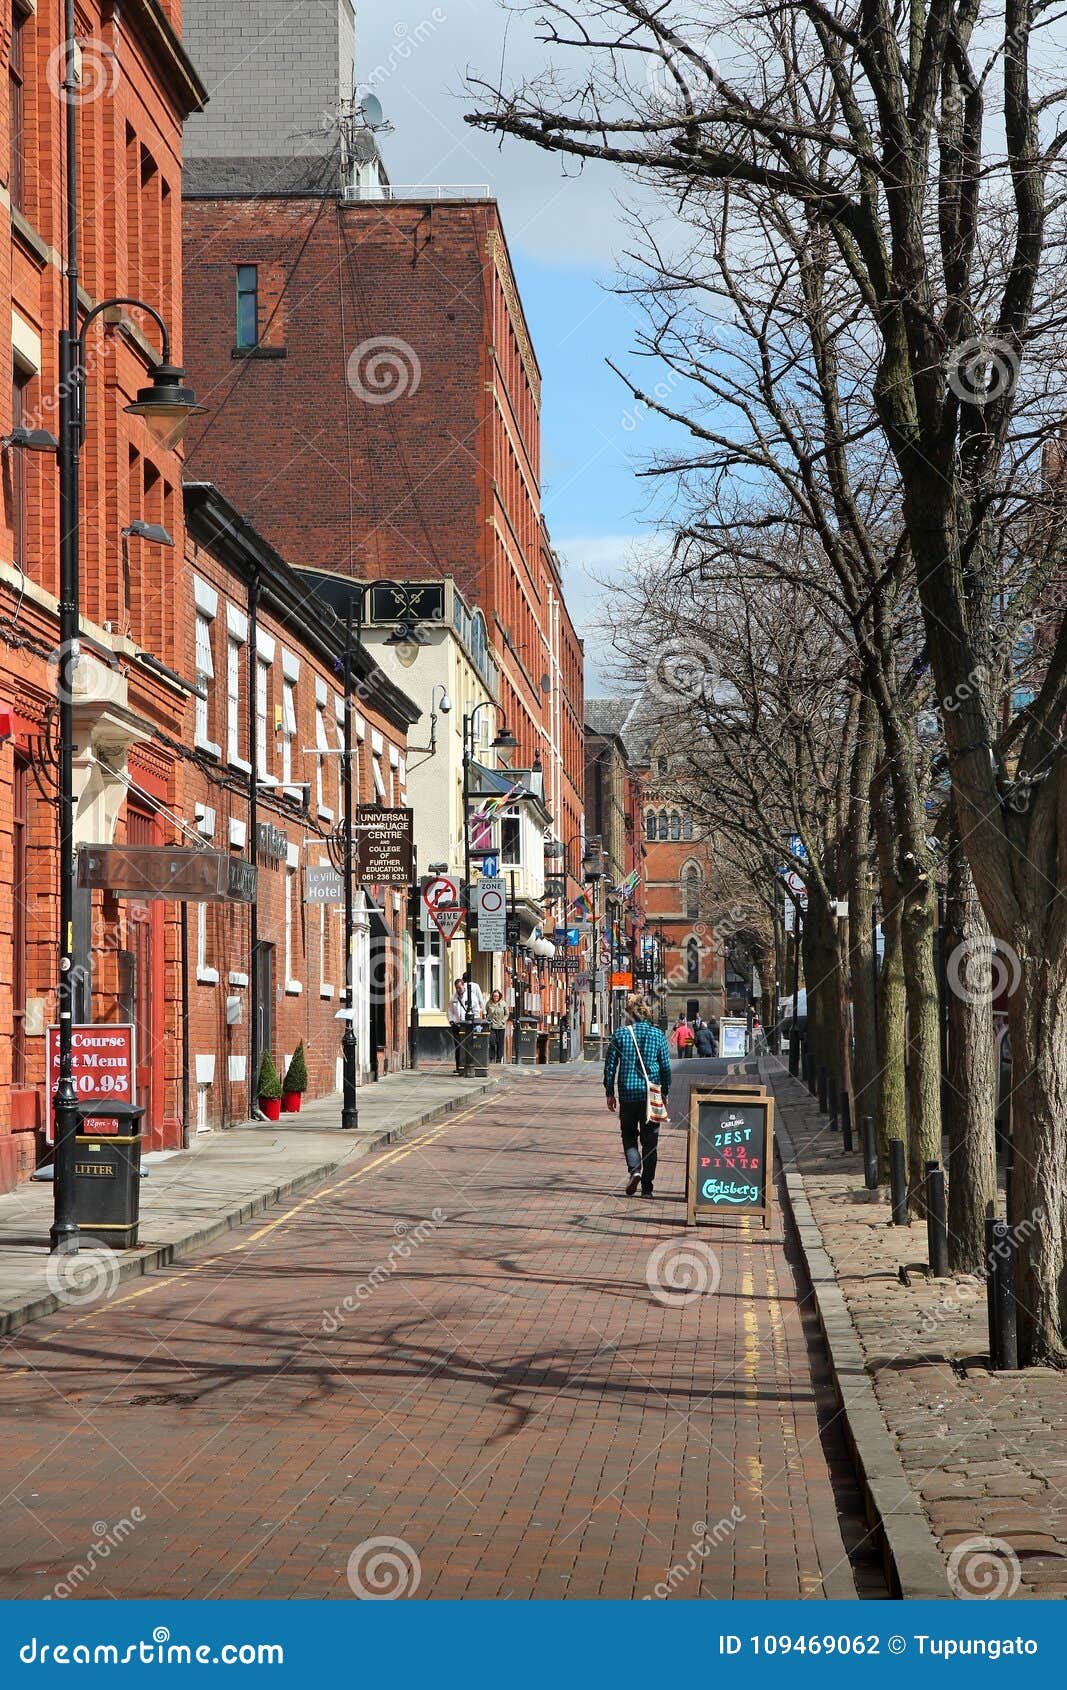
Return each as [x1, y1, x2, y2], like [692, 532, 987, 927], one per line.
[872, 778, 906, 1178]
[847, 698, 880, 1127]
[1006, 963, 1067, 1367]
[900, 874, 943, 1215]
[802, 887, 838, 1087]
[943, 831, 997, 1273]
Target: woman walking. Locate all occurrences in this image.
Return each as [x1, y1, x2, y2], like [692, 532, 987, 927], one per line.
[486, 989, 509, 1062]
[604, 993, 672, 1197]
[670, 1013, 695, 1059]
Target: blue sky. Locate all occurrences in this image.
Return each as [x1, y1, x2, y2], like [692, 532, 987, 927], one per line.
[359, 2, 686, 686]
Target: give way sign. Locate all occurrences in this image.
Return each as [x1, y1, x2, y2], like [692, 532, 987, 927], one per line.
[421, 875, 458, 932]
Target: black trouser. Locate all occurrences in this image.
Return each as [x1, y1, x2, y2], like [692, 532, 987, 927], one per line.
[619, 1094, 659, 1193]
[489, 1027, 505, 1062]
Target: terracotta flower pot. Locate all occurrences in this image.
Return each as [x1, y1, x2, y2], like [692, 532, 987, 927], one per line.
[259, 1096, 282, 1121]
[281, 1091, 302, 1114]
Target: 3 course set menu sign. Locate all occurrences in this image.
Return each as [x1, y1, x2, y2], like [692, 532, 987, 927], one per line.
[687, 1087, 774, 1228]
[45, 1024, 136, 1142]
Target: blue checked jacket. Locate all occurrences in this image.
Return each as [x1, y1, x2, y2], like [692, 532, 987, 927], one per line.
[603, 1020, 671, 1101]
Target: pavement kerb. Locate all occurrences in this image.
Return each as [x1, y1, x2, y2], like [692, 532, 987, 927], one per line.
[0, 1073, 508, 1342]
[761, 1057, 950, 1602]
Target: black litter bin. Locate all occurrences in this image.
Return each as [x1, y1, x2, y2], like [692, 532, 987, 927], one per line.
[554, 1027, 570, 1064]
[515, 1020, 538, 1063]
[458, 1028, 490, 1077]
[74, 1100, 145, 1249]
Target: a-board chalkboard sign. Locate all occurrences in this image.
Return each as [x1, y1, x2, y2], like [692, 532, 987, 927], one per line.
[687, 1089, 774, 1227]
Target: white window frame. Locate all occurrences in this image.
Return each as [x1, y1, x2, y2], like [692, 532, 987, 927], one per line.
[284, 842, 302, 995]
[279, 650, 299, 792]
[193, 579, 220, 757]
[317, 858, 334, 999]
[196, 903, 218, 985]
[335, 697, 346, 816]
[225, 603, 250, 773]
[255, 631, 275, 783]
[415, 930, 444, 1012]
[315, 678, 333, 820]
[500, 804, 523, 868]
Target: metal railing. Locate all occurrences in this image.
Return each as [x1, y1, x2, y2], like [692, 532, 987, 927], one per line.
[343, 183, 492, 203]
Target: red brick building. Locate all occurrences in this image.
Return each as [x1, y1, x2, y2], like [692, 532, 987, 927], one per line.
[0, 0, 206, 1187]
[180, 187, 586, 1034]
[181, 483, 419, 1131]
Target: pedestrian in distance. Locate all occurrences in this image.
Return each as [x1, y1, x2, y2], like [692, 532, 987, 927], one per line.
[447, 975, 485, 1073]
[670, 1013, 695, 1059]
[604, 992, 672, 1197]
[695, 1019, 716, 1057]
[486, 988, 509, 1062]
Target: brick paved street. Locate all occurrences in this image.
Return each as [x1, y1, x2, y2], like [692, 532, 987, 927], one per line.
[0, 1068, 884, 1600]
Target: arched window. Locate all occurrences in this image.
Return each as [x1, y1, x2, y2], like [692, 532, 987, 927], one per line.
[682, 816, 693, 841]
[683, 865, 701, 920]
[658, 810, 668, 840]
[470, 610, 487, 672]
[669, 811, 681, 841]
[645, 809, 656, 841]
[657, 754, 669, 776]
[686, 936, 700, 984]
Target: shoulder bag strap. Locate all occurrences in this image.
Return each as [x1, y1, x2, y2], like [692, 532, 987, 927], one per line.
[628, 1025, 651, 1085]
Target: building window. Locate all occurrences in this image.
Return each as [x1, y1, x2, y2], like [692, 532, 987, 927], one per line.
[284, 857, 302, 994]
[236, 265, 259, 348]
[684, 866, 701, 919]
[196, 904, 218, 985]
[9, 5, 28, 213]
[682, 816, 694, 841]
[10, 365, 32, 571]
[687, 936, 700, 985]
[500, 805, 521, 867]
[280, 675, 296, 785]
[194, 612, 215, 749]
[256, 654, 270, 775]
[645, 809, 656, 841]
[315, 696, 332, 818]
[415, 932, 444, 1011]
[12, 756, 29, 1085]
[670, 811, 681, 841]
[226, 635, 242, 765]
[657, 811, 668, 841]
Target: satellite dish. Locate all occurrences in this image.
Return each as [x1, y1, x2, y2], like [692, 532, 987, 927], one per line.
[359, 93, 384, 128]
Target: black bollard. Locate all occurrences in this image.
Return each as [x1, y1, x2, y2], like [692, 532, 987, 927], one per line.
[828, 1070, 839, 1131]
[841, 1092, 853, 1153]
[991, 1220, 1019, 1371]
[818, 1063, 828, 1113]
[889, 1138, 909, 1224]
[861, 1115, 878, 1190]
[925, 1160, 949, 1277]
[984, 1208, 998, 1366]
[807, 1053, 818, 1097]
[788, 1026, 799, 1077]
[801, 1047, 810, 1089]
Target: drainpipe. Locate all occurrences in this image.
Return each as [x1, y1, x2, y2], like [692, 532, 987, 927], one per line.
[179, 901, 191, 1147]
[248, 570, 262, 1117]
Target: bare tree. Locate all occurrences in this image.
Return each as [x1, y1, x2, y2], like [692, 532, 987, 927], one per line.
[470, 0, 1067, 1361]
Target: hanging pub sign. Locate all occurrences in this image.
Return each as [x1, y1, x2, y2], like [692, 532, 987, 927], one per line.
[354, 805, 414, 884]
[687, 1088, 774, 1229]
[77, 846, 256, 903]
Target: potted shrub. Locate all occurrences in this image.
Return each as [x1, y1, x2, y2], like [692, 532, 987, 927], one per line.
[256, 1050, 283, 1121]
[281, 1042, 307, 1113]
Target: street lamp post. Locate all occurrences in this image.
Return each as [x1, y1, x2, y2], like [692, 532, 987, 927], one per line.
[49, 8, 205, 1252]
[330, 582, 425, 1129]
[584, 838, 605, 1046]
[462, 703, 517, 1076]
